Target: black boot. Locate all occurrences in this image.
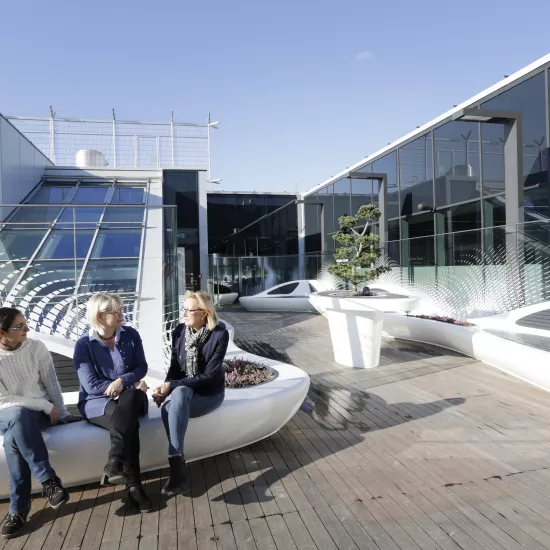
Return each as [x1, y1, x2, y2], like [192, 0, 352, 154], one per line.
[161, 455, 187, 497]
[126, 484, 152, 513]
[42, 476, 70, 509]
[1, 511, 28, 539]
[103, 455, 126, 486]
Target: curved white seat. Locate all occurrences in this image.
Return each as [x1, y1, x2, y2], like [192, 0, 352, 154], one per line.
[0, 323, 310, 497]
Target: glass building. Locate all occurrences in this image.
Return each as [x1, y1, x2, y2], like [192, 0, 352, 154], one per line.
[294, 55, 550, 303]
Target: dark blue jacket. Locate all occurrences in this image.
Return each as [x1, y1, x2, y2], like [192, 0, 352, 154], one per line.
[73, 326, 148, 418]
[166, 322, 229, 396]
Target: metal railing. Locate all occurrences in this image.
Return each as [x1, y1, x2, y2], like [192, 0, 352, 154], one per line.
[7, 112, 209, 169]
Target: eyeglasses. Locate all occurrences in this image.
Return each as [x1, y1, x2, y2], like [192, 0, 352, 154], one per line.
[183, 308, 203, 314]
[103, 309, 123, 316]
[9, 323, 28, 331]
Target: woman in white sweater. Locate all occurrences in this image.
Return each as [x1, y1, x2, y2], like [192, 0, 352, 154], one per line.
[0, 307, 70, 540]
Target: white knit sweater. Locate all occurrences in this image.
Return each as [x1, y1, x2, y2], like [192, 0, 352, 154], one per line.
[0, 338, 68, 417]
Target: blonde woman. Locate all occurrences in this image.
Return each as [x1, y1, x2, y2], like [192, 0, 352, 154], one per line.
[152, 291, 228, 497]
[73, 293, 151, 513]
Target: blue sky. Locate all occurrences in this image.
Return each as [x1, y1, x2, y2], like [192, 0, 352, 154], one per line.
[0, 0, 549, 193]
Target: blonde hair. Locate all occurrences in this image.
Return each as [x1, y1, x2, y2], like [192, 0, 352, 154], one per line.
[86, 292, 124, 332]
[184, 291, 218, 330]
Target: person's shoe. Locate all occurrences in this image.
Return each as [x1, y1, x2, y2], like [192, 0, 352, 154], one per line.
[103, 455, 126, 485]
[161, 455, 187, 497]
[42, 476, 70, 509]
[1, 512, 28, 539]
[125, 485, 153, 513]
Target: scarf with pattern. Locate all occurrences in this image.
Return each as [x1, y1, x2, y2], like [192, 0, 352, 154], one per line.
[185, 325, 212, 377]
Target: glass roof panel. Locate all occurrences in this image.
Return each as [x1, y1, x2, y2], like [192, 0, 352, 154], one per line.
[29, 186, 73, 204]
[56, 206, 104, 226]
[36, 230, 95, 260]
[79, 259, 138, 295]
[102, 207, 145, 224]
[91, 229, 141, 258]
[70, 186, 109, 204]
[8, 206, 62, 225]
[0, 229, 46, 261]
[111, 187, 145, 204]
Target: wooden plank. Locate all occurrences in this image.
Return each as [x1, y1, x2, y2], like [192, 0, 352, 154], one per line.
[265, 514, 297, 550]
[214, 454, 247, 523]
[298, 508, 338, 550]
[248, 518, 277, 550]
[282, 511, 318, 550]
[176, 529, 197, 550]
[226, 451, 264, 520]
[202, 457, 230, 527]
[230, 520, 257, 550]
[195, 526, 217, 550]
[61, 484, 99, 550]
[189, 461, 213, 530]
[41, 488, 84, 550]
[213, 522, 238, 550]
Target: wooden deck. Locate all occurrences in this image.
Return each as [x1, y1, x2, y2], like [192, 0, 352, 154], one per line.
[3, 308, 550, 549]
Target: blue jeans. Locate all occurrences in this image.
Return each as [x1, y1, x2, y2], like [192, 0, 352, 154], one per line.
[0, 407, 56, 515]
[161, 386, 224, 456]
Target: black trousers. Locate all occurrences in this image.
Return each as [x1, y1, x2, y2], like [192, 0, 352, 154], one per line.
[87, 388, 147, 485]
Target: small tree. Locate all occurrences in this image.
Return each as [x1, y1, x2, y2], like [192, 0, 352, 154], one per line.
[328, 204, 390, 293]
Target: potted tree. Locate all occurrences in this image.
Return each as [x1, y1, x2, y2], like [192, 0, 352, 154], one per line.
[327, 204, 390, 295]
[309, 204, 393, 369]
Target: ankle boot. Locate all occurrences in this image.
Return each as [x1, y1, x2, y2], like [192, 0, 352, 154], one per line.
[103, 455, 126, 485]
[161, 455, 187, 497]
[126, 484, 152, 513]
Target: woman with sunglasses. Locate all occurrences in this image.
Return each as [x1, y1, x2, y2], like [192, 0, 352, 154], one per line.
[0, 307, 70, 539]
[152, 291, 228, 497]
[73, 293, 151, 512]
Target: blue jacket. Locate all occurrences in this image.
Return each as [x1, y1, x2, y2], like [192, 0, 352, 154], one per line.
[166, 322, 229, 396]
[73, 326, 148, 418]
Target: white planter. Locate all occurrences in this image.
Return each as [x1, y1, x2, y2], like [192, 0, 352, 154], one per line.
[0, 323, 310, 497]
[309, 290, 419, 369]
[383, 314, 550, 394]
[326, 307, 383, 368]
[383, 314, 477, 356]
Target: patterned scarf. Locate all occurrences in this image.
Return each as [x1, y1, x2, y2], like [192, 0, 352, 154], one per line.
[185, 325, 212, 377]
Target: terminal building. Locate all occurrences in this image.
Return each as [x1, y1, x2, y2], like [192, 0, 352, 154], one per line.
[1, 52, 549, 367]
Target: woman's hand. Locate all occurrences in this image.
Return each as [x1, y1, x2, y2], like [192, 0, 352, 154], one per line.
[49, 406, 61, 425]
[105, 378, 124, 397]
[136, 380, 149, 393]
[152, 382, 171, 407]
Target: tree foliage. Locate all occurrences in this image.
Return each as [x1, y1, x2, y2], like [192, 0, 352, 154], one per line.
[328, 204, 390, 292]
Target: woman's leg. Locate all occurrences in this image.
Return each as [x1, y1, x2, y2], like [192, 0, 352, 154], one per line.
[161, 386, 194, 457]
[189, 392, 225, 420]
[0, 408, 55, 515]
[0, 407, 68, 520]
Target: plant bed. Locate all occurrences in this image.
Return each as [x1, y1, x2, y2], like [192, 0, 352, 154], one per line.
[224, 357, 276, 388]
[410, 315, 474, 327]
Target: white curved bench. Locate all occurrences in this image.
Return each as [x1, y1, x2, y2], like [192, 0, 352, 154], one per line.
[0, 322, 310, 497]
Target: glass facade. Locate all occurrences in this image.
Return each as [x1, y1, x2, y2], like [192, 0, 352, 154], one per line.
[302, 64, 550, 275]
[0, 179, 159, 339]
[207, 193, 295, 254]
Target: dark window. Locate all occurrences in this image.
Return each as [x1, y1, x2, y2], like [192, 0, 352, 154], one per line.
[434, 121, 480, 207]
[309, 283, 318, 293]
[333, 178, 351, 228]
[267, 282, 299, 295]
[91, 229, 141, 258]
[373, 152, 399, 218]
[71, 186, 109, 204]
[435, 202, 482, 234]
[399, 134, 434, 216]
[0, 230, 46, 260]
